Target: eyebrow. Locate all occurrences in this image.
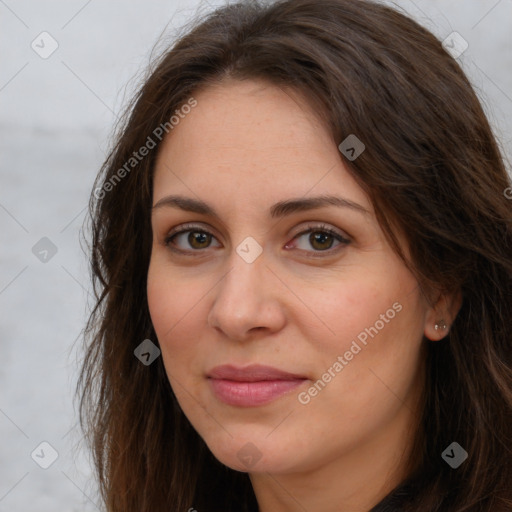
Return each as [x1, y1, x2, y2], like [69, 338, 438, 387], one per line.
[152, 194, 370, 219]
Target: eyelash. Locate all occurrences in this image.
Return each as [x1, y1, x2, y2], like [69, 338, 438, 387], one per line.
[163, 222, 351, 257]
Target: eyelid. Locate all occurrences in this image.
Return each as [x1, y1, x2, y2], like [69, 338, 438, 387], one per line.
[290, 222, 351, 243]
[163, 221, 351, 254]
[166, 221, 218, 240]
[163, 222, 222, 253]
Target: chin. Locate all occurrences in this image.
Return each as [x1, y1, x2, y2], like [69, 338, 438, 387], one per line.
[200, 430, 303, 474]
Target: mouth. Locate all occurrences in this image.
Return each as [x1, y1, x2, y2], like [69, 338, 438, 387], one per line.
[207, 364, 308, 407]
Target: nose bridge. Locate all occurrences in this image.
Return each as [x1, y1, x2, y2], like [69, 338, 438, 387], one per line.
[219, 232, 267, 293]
[208, 240, 285, 338]
[218, 242, 267, 310]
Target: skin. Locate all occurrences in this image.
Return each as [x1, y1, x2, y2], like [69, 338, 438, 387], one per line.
[147, 78, 459, 512]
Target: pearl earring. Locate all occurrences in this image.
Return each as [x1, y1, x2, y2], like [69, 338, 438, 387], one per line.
[434, 320, 448, 331]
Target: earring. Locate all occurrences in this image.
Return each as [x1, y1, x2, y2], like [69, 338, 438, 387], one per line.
[434, 320, 448, 331]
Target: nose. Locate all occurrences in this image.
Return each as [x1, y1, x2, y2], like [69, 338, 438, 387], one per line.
[207, 247, 287, 341]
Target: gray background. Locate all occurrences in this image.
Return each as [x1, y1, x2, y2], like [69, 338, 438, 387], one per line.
[1, 0, 511, 510]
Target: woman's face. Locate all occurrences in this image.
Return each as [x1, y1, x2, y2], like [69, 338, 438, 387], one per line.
[147, 79, 439, 478]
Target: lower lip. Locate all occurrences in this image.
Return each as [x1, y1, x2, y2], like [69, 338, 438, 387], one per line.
[209, 378, 306, 407]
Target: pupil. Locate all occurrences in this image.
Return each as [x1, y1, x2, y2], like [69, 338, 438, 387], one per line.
[311, 232, 332, 250]
[190, 231, 209, 248]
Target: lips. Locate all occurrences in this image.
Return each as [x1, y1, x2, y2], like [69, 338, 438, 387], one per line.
[207, 364, 306, 381]
[207, 364, 308, 407]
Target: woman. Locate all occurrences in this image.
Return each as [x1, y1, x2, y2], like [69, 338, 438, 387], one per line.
[79, 0, 512, 510]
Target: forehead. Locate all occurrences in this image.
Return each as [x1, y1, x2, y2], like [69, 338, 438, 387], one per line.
[156, 78, 331, 165]
[152, 78, 370, 213]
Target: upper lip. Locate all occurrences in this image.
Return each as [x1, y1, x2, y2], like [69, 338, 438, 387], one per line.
[207, 364, 307, 382]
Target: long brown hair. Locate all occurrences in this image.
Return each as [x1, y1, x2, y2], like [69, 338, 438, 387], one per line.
[78, 0, 512, 510]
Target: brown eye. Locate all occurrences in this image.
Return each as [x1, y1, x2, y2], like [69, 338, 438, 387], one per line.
[289, 224, 350, 254]
[164, 226, 221, 252]
[187, 231, 212, 249]
[309, 231, 336, 251]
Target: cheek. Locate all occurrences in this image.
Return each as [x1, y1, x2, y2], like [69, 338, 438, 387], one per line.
[294, 279, 425, 447]
[147, 261, 212, 384]
[148, 271, 187, 335]
[147, 265, 225, 440]
[302, 275, 404, 354]
[303, 270, 425, 394]
[325, 294, 422, 383]
[147, 251, 207, 333]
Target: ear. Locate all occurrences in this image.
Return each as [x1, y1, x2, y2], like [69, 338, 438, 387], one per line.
[424, 288, 462, 341]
